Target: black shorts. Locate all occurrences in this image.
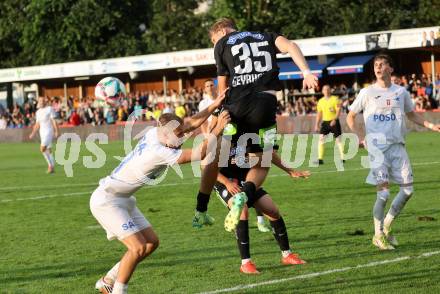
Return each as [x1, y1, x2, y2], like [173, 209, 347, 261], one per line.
[223, 92, 277, 153]
[213, 182, 267, 208]
[320, 119, 342, 138]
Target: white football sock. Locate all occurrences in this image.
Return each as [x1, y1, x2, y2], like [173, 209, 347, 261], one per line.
[373, 189, 389, 236]
[384, 186, 413, 231]
[42, 151, 52, 167]
[113, 281, 128, 294]
[257, 216, 265, 224]
[47, 151, 55, 167]
[383, 214, 395, 234]
[282, 250, 292, 258]
[241, 258, 251, 265]
[105, 262, 120, 283]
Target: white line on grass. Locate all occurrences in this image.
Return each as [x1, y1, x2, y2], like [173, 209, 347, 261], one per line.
[86, 225, 102, 229]
[2, 161, 439, 203]
[197, 251, 440, 294]
[0, 191, 90, 203]
[0, 182, 97, 191]
[2, 161, 438, 192]
[0, 179, 200, 192]
[0, 181, 199, 203]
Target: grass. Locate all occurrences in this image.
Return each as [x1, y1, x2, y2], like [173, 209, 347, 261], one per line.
[0, 132, 439, 293]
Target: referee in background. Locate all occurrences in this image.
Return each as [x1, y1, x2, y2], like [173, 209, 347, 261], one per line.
[314, 85, 344, 165]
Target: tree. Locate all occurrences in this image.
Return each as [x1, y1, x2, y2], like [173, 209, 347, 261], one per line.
[142, 0, 210, 53]
[206, 0, 440, 39]
[19, 0, 152, 66]
[0, 0, 27, 68]
[0, 0, 438, 68]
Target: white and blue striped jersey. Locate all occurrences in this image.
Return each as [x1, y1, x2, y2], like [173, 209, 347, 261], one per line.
[99, 127, 182, 197]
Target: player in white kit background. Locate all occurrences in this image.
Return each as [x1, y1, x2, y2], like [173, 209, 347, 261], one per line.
[29, 96, 59, 173]
[347, 54, 440, 250]
[91, 91, 230, 294]
[198, 79, 216, 135]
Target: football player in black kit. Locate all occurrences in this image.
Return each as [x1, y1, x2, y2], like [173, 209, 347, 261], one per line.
[214, 144, 309, 273]
[192, 18, 318, 233]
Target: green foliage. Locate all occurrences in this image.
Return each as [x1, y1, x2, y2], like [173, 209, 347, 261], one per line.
[0, 0, 439, 68]
[0, 0, 27, 68]
[20, 0, 151, 65]
[142, 0, 210, 53]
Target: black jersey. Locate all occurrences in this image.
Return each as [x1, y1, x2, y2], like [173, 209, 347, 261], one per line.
[214, 31, 283, 104]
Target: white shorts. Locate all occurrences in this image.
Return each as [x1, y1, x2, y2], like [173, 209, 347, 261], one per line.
[366, 144, 413, 186]
[90, 186, 151, 241]
[40, 132, 53, 148]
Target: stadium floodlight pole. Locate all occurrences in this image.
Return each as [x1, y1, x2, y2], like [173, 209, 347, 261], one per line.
[63, 82, 68, 105]
[162, 75, 167, 97]
[431, 52, 436, 99]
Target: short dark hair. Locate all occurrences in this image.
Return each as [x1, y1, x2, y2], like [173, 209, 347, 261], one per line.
[373, 53, 394, 68]
[158, 113, 183, 126]
[209, 18, 237, 35]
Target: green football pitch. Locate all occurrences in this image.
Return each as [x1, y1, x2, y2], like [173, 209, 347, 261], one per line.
[1, 132, 439, 293]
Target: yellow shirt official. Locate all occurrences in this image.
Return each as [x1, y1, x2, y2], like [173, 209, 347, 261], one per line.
[317, 95, 340, 121]
[175, 106, 186, 119]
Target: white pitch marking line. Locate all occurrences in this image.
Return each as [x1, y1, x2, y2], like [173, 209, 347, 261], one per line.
[0, 181, 199, 203]
[0, 191, 90, 203]
[198, 251, 440, 294]
[86, 225, 102, 230]
[1, 161, 438, 192]
[2, 161, 439, 203]
[0, 182, 97, 191]
[417, 250, 440, 258]
[0, 179, 200, 192]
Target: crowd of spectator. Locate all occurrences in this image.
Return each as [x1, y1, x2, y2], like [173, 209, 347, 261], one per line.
[0, 87, 205, 129]
[277, 73, 440, 117]
[393, 73, 440, 111]
[277, 83, 353, 117]
[0, 73, 439, 130]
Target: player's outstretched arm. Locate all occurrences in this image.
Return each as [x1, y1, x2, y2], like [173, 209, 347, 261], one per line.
[29, 122, 40, 139]
[176, 88, 228, 137]
[272, 151, 310, 179]
[274, 36, 318, 90]
[406, 111, 440, 132]
[177, 111, 231, 164]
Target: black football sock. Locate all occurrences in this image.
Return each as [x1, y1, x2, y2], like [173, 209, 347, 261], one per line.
[241, 181, 256, 204]
[196, 191, 210, 213]
[235, 220, 250, 260]
[270, 217, 290, 251]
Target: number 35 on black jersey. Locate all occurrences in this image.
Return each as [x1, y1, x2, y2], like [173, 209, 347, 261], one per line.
[214, 31, 283, 103]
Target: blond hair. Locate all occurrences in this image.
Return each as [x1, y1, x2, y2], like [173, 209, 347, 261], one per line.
[209, 18, 237, 36]
[158, 113, 183, 126]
